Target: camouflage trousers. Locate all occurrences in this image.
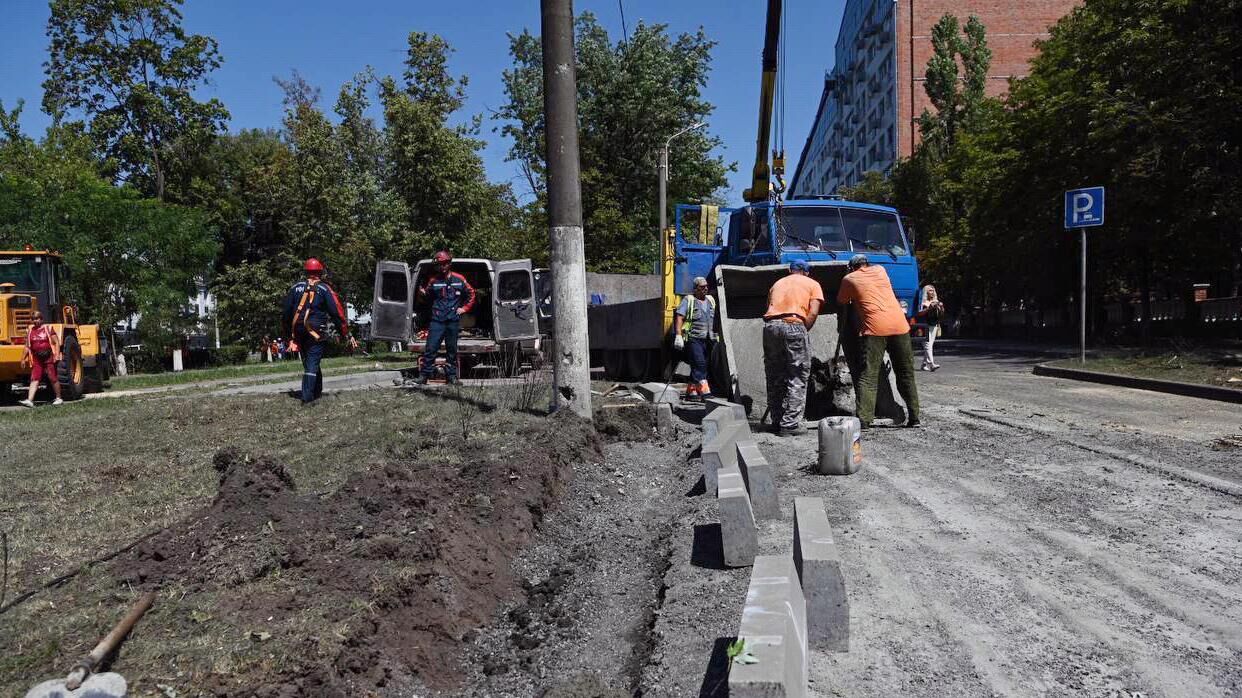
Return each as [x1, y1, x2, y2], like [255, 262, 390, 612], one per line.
[762, 320, 811, 430]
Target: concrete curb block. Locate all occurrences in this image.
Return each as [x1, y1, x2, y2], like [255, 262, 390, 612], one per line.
[636, 381, 680, 404]
[702, 407, 735, 444]
[718, 465, 759, 568]
[737, 440, 780, 520]
[729, 554, 808, 697]
[702, 421, 748, 495]
[705, 396, 747, 421]
[1033, 362, 1242, 404]
[793, 496, 849, 652]
[656, 402, 673, 434]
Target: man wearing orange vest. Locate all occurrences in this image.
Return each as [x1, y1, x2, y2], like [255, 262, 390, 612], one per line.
[282, 258, 357, 404]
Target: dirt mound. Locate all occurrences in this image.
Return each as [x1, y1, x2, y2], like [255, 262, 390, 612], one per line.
[594, 405, 657, 443]
[120, 415, 600, 695]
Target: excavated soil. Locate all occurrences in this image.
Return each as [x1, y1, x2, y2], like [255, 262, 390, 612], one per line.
[118, 413, 600, 696]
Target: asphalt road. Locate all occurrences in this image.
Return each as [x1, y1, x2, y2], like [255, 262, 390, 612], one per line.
[747, 346, 1242, 697]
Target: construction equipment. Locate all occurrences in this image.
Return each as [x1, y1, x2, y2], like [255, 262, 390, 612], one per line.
[26, 591, 156, 698]
[371, 257, 545, 376]
[0, 248, 109, 401]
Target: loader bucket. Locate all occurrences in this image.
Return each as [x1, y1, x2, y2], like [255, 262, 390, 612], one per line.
[711, 262, 908, 425]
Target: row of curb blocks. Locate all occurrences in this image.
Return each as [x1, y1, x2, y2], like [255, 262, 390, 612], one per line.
[698, 400, 849, 695]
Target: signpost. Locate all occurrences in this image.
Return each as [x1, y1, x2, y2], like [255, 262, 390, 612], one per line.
[1064, 187, 1105, 364]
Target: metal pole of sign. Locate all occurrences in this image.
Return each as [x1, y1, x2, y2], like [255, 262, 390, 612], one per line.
[1080, 228, 1087, 364]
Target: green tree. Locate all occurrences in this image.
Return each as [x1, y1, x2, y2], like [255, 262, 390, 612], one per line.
[42, 0, 229, 199]
[498, 14, 732, 272]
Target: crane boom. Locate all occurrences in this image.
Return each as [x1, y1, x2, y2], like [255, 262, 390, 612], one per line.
[742, 0, 784, 203]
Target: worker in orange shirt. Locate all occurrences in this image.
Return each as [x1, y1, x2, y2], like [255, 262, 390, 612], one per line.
[837, 254, 921, 428]
[761, 259, 825, 436]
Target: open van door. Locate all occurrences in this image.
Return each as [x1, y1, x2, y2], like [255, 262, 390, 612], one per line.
[493, 259, 539, 341]
[371, 260, 412, 341]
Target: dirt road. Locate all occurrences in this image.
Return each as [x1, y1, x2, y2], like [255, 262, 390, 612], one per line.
[743, 348, 1242, 697]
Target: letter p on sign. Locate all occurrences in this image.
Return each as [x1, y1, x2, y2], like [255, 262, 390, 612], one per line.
[1064, 186, 1105, 229]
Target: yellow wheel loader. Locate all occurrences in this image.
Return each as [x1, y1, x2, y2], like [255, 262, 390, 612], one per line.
[0, 248, 108, 401]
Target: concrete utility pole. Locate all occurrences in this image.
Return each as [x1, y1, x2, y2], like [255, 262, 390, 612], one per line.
[657, 122, 706, 237]
[541, 0, 593, 420]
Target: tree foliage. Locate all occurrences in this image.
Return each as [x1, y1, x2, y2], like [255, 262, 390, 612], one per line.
[42, 0, 229, 199]
[498, 13, 732, 272]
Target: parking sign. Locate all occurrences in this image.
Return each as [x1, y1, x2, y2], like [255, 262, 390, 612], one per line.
[1065, 187, 1105, 229]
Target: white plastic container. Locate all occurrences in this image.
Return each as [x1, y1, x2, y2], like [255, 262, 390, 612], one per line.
[817, 416, 863, 475]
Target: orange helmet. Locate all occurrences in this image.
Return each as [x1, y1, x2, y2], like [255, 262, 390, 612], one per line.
[304, 258, 325, 273]
[433, 250, 452, 264]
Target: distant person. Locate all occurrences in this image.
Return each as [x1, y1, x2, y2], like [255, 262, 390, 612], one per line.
[837, 255, 921, 428]
[282, 258, 357, 404]
[762, 259, 824, 436]
[673, 276, 716, 400]
[412, 250, 475, 386]
[919, 285, 945, 371]
[19, 310, 64, 407]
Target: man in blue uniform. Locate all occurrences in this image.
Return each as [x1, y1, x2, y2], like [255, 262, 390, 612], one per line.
[413, 250, 476, 385]
[282, 257, 357, 404]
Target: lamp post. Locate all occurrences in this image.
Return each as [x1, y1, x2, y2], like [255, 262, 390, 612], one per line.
[658, 121, 707, 237]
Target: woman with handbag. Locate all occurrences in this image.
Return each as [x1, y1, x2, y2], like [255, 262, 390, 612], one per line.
[919, 285, 946, 372]
[19, 310, 64, 407]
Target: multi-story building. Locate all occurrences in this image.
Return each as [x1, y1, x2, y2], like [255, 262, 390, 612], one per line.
[789, 0, 1078, 197]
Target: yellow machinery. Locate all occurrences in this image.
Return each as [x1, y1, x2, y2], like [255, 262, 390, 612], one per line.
[0, 248, 107, 400]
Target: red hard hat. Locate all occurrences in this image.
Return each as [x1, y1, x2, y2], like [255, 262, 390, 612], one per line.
[304, 257, 325, 273]
[433, 250, 452, 264]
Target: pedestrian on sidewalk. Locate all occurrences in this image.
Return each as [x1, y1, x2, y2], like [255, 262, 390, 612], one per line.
[919, 285, 945, 371]
[413, 250, 476, 386]
[837, 254, 921, 428]
[282, 258, 357, 404]
[762, 259, 825, 436]
[19, 310, 64, 407]
[673, 276, 716, 400]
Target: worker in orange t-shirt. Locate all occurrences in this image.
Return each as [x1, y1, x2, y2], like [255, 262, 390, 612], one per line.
[761, 259, 825, 436]
[837, 254, 921, 428]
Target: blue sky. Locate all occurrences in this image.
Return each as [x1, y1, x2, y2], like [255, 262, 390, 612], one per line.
[0, 0, 845, 202]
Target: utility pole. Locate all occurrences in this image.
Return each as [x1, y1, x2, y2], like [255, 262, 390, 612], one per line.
[541, 0, 593, 420]
[658, 122, 706, 238]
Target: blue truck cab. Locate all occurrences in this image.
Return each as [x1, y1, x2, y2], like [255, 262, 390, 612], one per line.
[673, 199, 921, 317]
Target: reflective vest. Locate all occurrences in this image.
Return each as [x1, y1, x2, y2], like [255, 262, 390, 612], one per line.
[679, 295, 716, 339]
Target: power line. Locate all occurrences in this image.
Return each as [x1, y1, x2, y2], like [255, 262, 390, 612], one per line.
[618, 0, 629, 44]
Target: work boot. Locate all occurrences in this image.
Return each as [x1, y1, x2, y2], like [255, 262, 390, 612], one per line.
[906, 417, 922, 428]
[777, 425, 808, 437]
[698, 380, 712, 399]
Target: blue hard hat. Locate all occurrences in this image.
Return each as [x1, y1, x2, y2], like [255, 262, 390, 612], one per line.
[789, 259, 810, 272]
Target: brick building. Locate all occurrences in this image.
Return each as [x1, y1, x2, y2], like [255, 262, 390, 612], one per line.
[789, 0, 1078, 196]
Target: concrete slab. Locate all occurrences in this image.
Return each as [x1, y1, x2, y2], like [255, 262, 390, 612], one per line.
[718, 466, 758, 568]
[729, 554, 808, 697]
[636, 382, 680, 404]
[793, 496, 849, 652]
[736, 439, 779, 520]
[702, 420, 749, 495]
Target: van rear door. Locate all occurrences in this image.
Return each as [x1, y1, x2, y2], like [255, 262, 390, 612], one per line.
[493, 259, 539, 341]
[371, 261, 413, 341]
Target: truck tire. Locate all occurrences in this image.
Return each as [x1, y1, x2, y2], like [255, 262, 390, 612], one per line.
[84, 354, 109, 393]
[57, 334, 86, 401]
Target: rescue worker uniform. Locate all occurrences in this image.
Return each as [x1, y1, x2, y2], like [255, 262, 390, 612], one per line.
[417, 269, 476, 382]
[762, 265, 825, 432]
[282, 276, 350, 403]
[675, 292, 716, 398]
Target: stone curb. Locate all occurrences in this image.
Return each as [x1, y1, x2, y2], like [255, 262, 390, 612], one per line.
[737, 440, 780, 520]
[793, 496, 849, 652]
[636, 381, 680, 404]
[718, 464, 759, 568]
[702, 421, 748, 496]
[1033, 362, 1242, 404]
[729, 554, 808, 697]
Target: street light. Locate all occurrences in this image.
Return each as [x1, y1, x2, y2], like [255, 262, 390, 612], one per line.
[658, 121, 707, 238]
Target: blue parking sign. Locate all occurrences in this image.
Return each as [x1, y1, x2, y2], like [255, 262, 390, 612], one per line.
[1065, 187, 1105, 229]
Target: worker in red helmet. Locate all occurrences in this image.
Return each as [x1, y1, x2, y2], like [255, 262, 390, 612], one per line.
[412, 250, 475, 385]
[282, 257, 357, 404]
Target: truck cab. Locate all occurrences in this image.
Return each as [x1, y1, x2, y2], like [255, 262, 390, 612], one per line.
[371, 258, 544, 376]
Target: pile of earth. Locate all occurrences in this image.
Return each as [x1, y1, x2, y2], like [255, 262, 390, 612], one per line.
[117, 413, 599, 696]
[593, 404, 659, 443]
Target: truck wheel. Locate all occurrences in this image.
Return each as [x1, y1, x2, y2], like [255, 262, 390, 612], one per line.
[57, 334, 86, 400]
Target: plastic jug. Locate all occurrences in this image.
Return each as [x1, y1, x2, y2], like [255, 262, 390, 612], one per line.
[817, 416, 863, 475]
